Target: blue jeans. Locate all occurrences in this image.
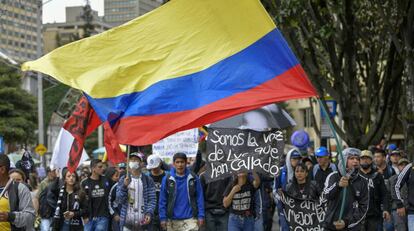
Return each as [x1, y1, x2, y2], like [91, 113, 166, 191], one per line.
[383, 216, 394, 231]
[60, 220, 71, 231]
[40, 218, 51, 231]
[254, 215, 264, 231]
[408, 214, 414, 231]
[84, 217, 109, 231]
[205, 210, 229, 231]
[228, 213, 254, 231]
[276, 201, 289, 231]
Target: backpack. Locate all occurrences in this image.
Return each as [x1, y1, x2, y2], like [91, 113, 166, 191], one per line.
[39, 188, 53, 218]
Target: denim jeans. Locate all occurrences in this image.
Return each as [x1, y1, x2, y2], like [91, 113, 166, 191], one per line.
[228, 213, 254, 231]
[204, 210, 229, 231]
[60, 220, 71, 231]
[276, 201, 289, 231]
[40, 218, 51, 231]
[392, 210, 407, 231]
[254, 215, 264, 231]
[408, 214, 414, 231]
[84, 217, 109, 231]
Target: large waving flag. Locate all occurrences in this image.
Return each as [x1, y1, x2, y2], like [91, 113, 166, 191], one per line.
[22, 0, 317, 145]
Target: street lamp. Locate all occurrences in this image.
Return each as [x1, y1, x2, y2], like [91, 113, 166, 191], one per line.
[36, 0, 55, 167]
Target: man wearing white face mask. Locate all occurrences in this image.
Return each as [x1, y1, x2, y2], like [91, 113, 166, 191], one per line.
[116, 152, 156, 231]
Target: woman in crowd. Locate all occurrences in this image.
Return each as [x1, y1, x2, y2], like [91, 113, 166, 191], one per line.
[285, 162, 319, 200]
[9, 168, 26, 183]
[223, 171, 260, 231]
[52, 169, 87, 231]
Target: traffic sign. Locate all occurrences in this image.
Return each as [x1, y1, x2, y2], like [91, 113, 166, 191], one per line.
[35, 144, 47, 156]
[0, 136, 4, 154]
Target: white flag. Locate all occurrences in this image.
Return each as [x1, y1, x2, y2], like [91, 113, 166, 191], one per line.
[51, 128, 89, 174]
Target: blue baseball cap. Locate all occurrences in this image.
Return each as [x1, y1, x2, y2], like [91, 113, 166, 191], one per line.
[315, 147, 329, 157]
[290, 150, 302, 159]
[387, 144, 397, 151]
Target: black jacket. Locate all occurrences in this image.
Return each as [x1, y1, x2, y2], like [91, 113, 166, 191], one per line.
[200, 173, 231, 211]
[286, 180, 321, 201]
[394, 163, 414, 214]
[359, 168, 390, 218]
[322, 170, 369, 231]
[52, 186, 87, 231]
[285, 180, 320, 201]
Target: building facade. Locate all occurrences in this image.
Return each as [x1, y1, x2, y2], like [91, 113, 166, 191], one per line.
[43, 6, 112, 54]
[104, 0, 164, 27]
[0, 0, 41, 63]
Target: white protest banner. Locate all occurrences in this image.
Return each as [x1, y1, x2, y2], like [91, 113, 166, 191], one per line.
[152, 128, 199, 158]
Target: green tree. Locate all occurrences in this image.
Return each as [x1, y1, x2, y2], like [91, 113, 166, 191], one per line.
[262, 0, 412, 151]
[0, 63, 37, 147]
[81, 0, 95, 38]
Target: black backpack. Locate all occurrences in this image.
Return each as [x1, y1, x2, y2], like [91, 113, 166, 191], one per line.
[39, 188, 53, 218]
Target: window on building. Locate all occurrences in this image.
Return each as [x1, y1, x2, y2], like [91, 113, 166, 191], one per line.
[301, 108, 313, 128]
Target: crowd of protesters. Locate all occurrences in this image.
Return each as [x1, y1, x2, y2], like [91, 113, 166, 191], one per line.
[0, 142, 412, 231]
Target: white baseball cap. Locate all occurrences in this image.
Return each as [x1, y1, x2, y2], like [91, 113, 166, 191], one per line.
[146, 154, 162, 170]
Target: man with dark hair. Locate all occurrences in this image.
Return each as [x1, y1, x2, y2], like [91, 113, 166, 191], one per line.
[394, 160, 414, 231]
[389, 151, 402, 174]
[312, 146, 337, 189]
[374, 148, 396, 231]
[374, 148, 396, 179]
[389, 158, 409, 231]
[0, 154, 35, 230]
[37, 167, 57, 231]
[359, 150, 391, 230]
[323, 148, 369, 231]
[159, 153, 205, 231]
[199, 172, 231, 231]
[147, 154, 167, 231]
[81, 159, 111, 231]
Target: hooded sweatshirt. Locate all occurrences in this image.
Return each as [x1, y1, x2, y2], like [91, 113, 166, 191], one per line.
[322, 148, 369, 231]
[274, 148, 298, 191]
[158, 168, 205, 221]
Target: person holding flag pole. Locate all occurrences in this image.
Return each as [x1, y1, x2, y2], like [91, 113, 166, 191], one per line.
[116, 147, 157, 231]
[319, 99, 369, 230]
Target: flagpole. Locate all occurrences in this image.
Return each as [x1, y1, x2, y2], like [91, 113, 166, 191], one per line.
[317, 98, 346, 220]
[126, 145, 130, 176]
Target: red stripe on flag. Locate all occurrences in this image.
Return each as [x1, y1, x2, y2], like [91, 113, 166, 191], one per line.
[103, 122, 126, 165]
[113, 65, 317, 145]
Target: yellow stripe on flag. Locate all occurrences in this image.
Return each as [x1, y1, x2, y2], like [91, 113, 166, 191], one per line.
[22, 0, 275, 98]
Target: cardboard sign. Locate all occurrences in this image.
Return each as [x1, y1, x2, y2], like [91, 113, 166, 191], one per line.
[152, 128, 199, 158]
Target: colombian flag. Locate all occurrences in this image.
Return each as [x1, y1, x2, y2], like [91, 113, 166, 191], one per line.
[22, 0, 317, 145]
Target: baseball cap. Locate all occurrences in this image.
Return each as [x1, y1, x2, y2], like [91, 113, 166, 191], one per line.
[390, 150, 401, 156]
[117, 162, 127, 169]
[146, 154, 162, 170]
[387, 144, 397, 151]
[290, 149, 301, 159]
[398, 158, 409, 165]
[360, 150, 373, 159]
[315, 147, 329, 157]
[129, 152, 145, 161]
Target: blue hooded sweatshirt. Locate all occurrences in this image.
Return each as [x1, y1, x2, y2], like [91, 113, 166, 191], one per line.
[159, 167, 205, 221]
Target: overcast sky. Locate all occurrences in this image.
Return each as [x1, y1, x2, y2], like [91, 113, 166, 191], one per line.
[43, 0, 104, 23]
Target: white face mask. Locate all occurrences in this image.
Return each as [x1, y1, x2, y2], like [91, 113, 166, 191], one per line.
[129, 162, 140, 170]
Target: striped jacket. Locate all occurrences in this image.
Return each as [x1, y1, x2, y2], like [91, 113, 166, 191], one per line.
[116, 174, 156, 230]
